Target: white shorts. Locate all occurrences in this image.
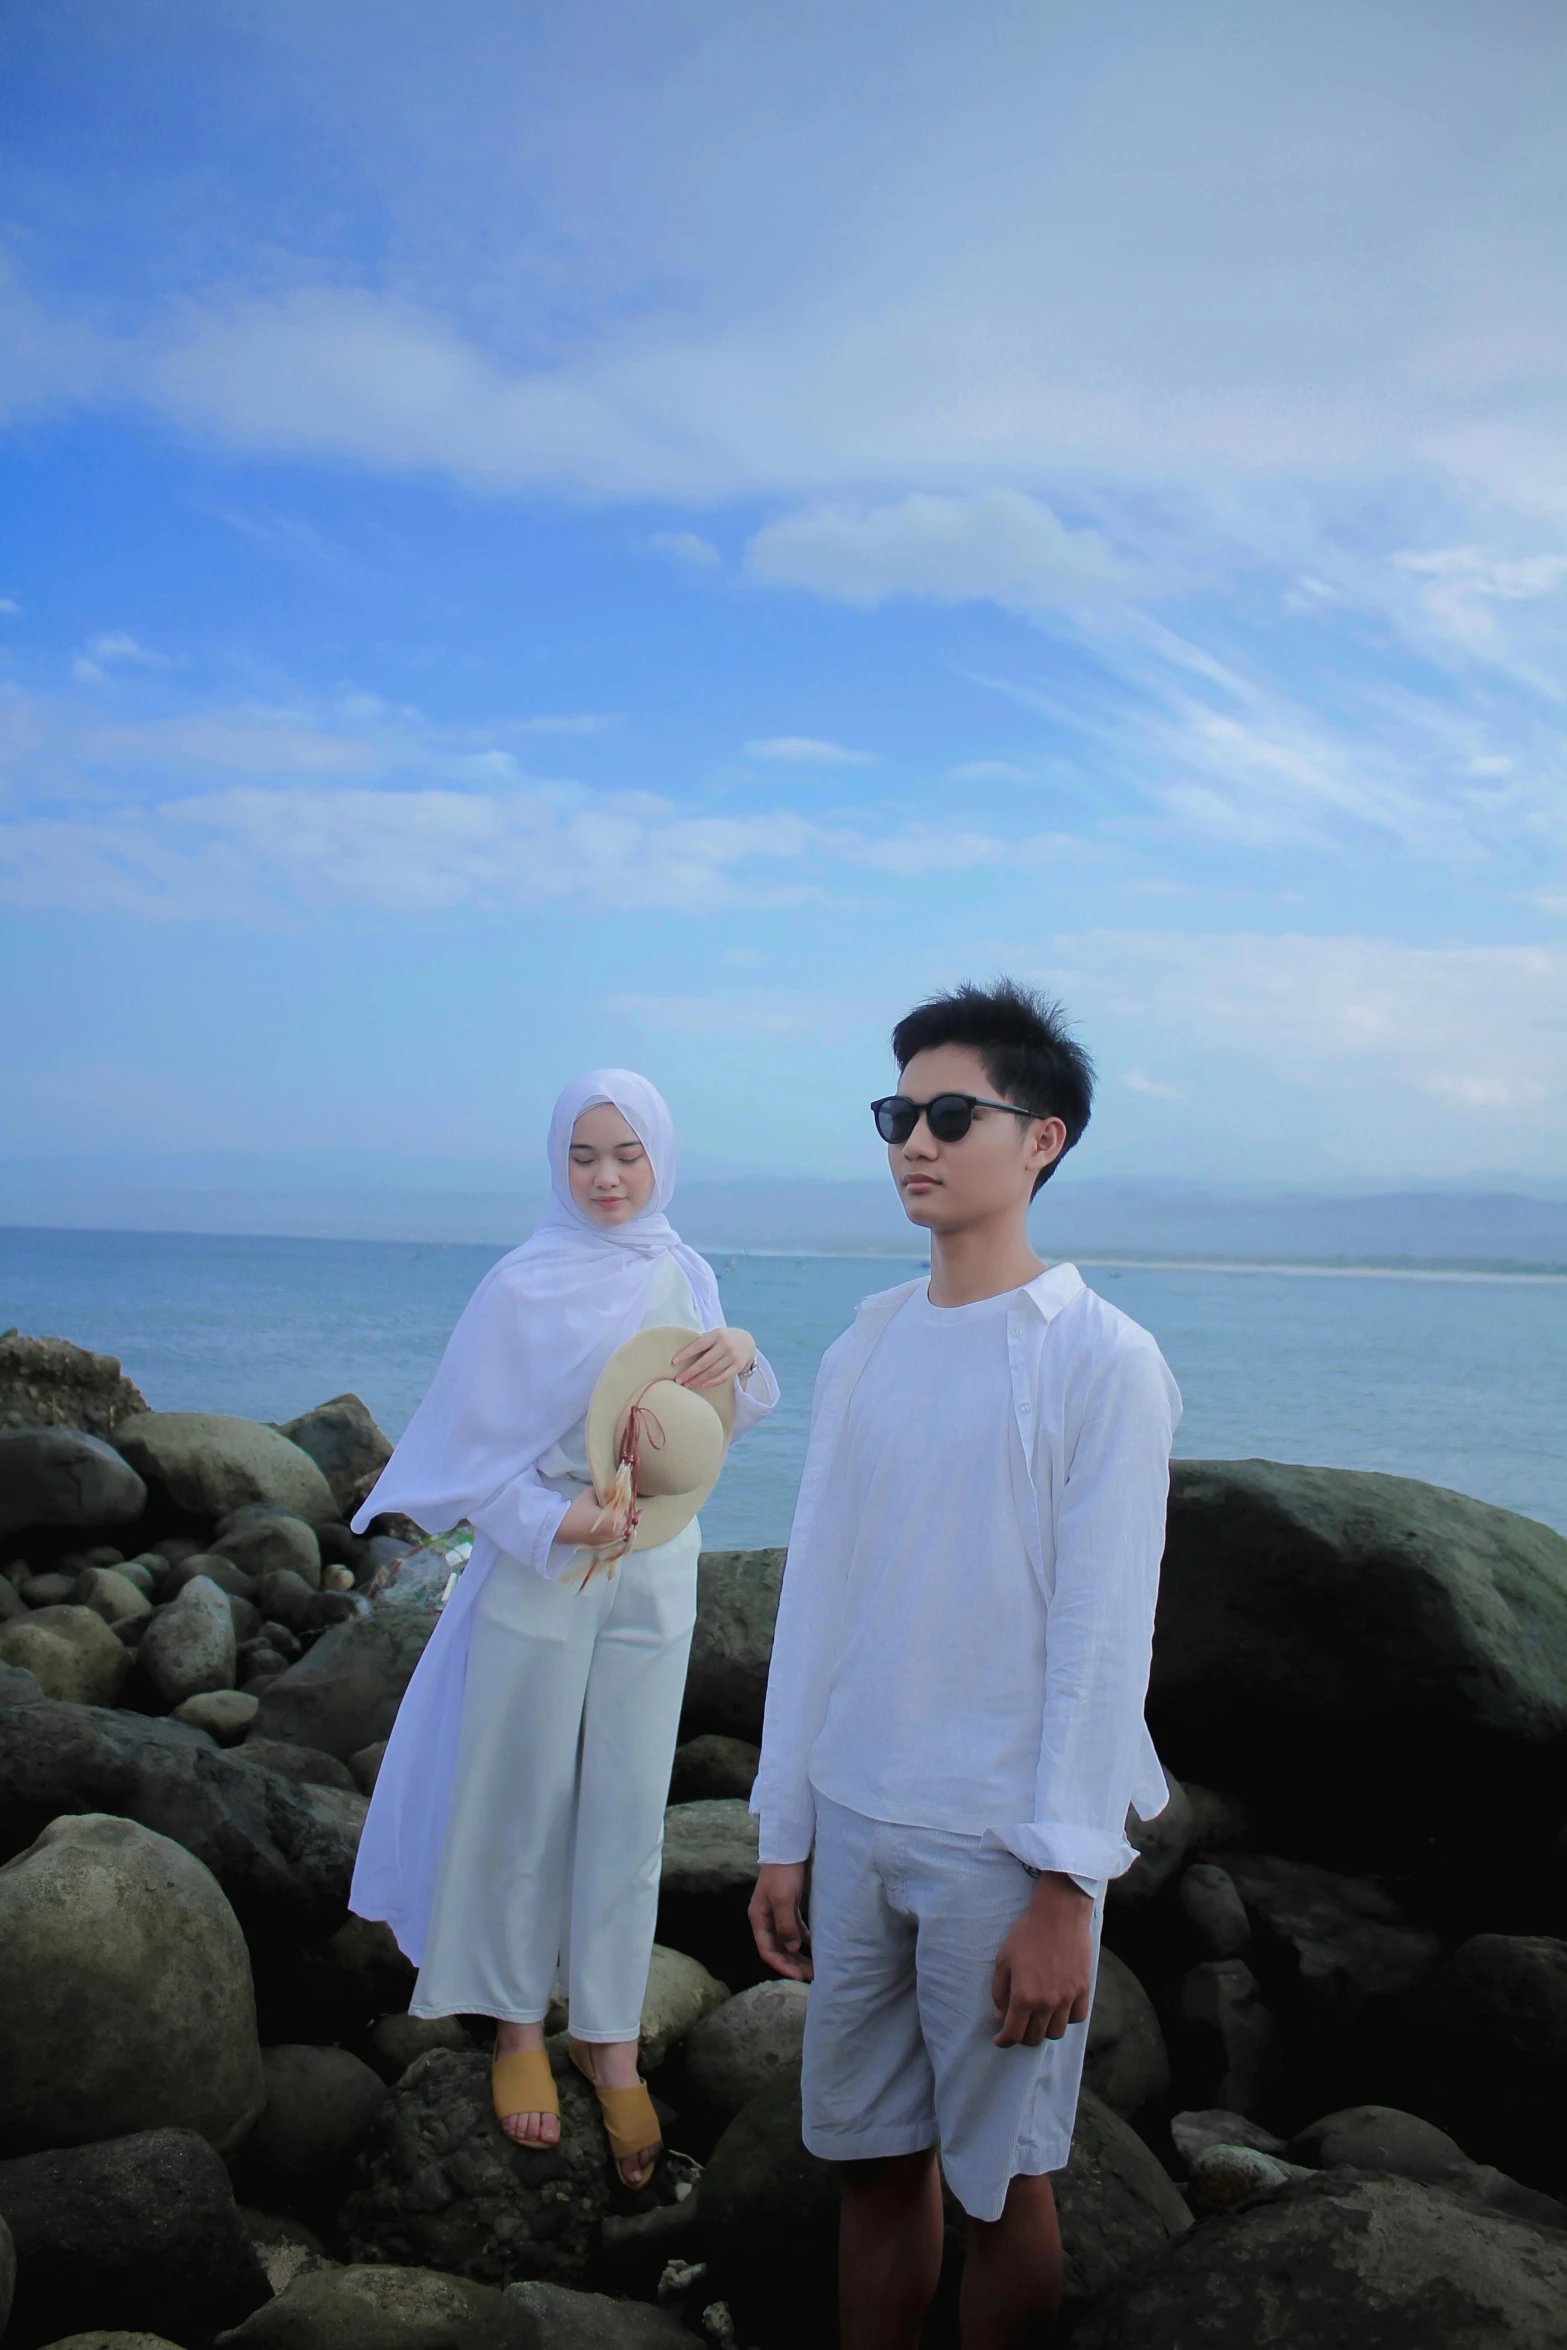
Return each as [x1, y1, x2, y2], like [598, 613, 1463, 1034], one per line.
[800, 1794, 1102, 2222]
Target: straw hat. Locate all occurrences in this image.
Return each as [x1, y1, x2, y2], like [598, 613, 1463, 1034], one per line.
[584, 1325, 735, 1551]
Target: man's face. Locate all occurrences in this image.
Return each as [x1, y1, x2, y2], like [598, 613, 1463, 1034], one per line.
[888, 1043, 1065, 1231]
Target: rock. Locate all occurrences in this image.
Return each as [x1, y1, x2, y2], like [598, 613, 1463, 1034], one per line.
[337, 2048, 621, 2291]
[1054, 2088, 1192, 2323]
[636, 1944, 731, 2073]
[0, 1427, 148, 1537]
[1108, 1776, 1193, 1915]
[1409, 1934, 1567, 2187]
[240, 2045, 390, 2216]
[1184, 1784, 1253, 1855]
[297, 1784, 369, 1844]
[1170, 2109, 1287, 2162]
[112, 1413, 336, 1528]
[669, 1734, 761, 1804]
[1152, 1462, 1567, 1867]
[699, 2078, 837, 2349]
[214, 1516, 322, 1592]
[72, 1566, 153, 1627]
[0, 1813, 265, 2160]
[0, 1688, 361, 1933]
[368, 2015, 473, 2083]
[1177, 1862, 1251, 1958]
[254, 1571, 323, 1632]
[213, 2264, 530, 2350]
[350, 1739, 386, 1793]
[19, 1573, 76, 1606]
[323, 1564, 355, 1593]
[681, 1549, 785, 1745]
[235, 1735, 359, 1791]
[0, 1605, 131, 1705]
[1086, 1950, 1170, 2121]
[657, 1800, 762, 1990]
[0, 1571, 24, 1618]
[1170, 1960, 1283, 2118]
[29, 2333, 184, 2349]
[167, 1554, 258, 1601]
[0, 2128, 270, 2350]
[1218, 1852, 1440, 2097]
[174, 1691, 262, 1745]
[1069, 2171, 1567, 2349]
[276, 1396, 394, 1522]
[302, 1916, 416, 2026]
[1, 2211, 13, 2340]
[505, 2280, 692, 2348]
[0, 1330, 149, 1439]
[255, 1606, 438, 1760]
[678, 1980, 807, 2123]
[1186, 2142, 1310, 2213]
[139, 1576, 238, 1705]
[1288, 2103, 1475, 2182]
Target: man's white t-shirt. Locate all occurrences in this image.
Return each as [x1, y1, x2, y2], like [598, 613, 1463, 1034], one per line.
[808, 1281, 1060, 1846]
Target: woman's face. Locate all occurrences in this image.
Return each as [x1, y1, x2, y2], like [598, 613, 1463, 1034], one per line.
[568, 1102, 656, 1224]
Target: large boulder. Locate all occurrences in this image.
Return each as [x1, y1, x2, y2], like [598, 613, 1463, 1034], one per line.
[505, 2281, 692, 2348]
[213, 1514, 322, 1592]
[1054, 2088, 1192, 2324]
[681, 1549, 785, 1744]
[667, 1733, 760, 1804]
[1219, 1852, 1441, 2030]
[0, 1685, 360, 1933]
[239, 2045, 390, 2217]
[0, 1814, 265, 2160]
[676, 1979, 809, 2124]
[1, 2212, 13, 2340]
[0, 1330, 149, 1440]
[1409, 1935, 1567, 2188]
[1069, 2171, 1567, 2348]
[657, 1799, 763, 1989]
[0, 2128, 270, 2350]
[111, 1414, 336, 1527]
[254, 1607, 438, 1760]
[1152, 1463, 1567, 1865]
[139, 1577, 238, 1706]
[698, 2078, 837, 2349]
[0, 1427, 148, 1537]
[213, 2264, 532, 2350]
[276, 1396, 394, 1522]
[1168, 1958, 1284, 2119]
[1108, 1777, 1193, 1917]
[0, 1604, 130, 1705]
[337, 2048, 623, 2291]
[73, 1565, 155, 1628]
[1085, 1950, 1170, 2122]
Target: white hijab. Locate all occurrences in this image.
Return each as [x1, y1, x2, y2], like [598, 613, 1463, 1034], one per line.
[348, 1069, 722, 1961]
[351, 1068, 721, 1539]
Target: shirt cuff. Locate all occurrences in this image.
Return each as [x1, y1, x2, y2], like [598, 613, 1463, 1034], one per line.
[752, 1790, 815, 1867]
[983, 1822, 1139, 1880]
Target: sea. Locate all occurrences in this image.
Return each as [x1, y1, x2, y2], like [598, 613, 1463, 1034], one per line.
[3, 1226, 1564, 1544]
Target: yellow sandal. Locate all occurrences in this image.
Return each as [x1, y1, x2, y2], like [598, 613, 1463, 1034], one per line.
[491, 2045, 560, 2143]
[568, 2039, 661, 2188]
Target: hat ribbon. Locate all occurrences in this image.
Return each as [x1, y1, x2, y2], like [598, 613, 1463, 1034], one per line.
[577, 1378, 668, 1585]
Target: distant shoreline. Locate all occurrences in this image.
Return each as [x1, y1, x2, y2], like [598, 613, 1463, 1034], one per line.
[3, 1222, 1566, 1286]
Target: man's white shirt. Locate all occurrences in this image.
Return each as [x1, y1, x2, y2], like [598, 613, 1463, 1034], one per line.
[752, 1264, 1180, 1884]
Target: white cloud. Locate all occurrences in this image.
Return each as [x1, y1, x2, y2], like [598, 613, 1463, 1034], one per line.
[745, 491, 1134, 614]
[1124, 1069, 1184, 1099]
[89, 632, 165, 664]
[949, 760, 1031, 782]
[743, 736, 877, 766]
[0, 598, 20, 616]
[512, 713, 622, 735]
[651, 531, 721, 568]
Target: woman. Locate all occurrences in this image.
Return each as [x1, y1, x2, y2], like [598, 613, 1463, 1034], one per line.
[349, 1070, 778, 2186]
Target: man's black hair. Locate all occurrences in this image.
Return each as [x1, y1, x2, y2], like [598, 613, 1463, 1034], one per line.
[891, 978, 1094, 1195]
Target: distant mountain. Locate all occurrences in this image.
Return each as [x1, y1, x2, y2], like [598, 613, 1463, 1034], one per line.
[0, 1155, 1563, 1268]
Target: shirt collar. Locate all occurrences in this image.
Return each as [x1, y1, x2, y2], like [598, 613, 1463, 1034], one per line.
[1018, 1262, 1085, 1325]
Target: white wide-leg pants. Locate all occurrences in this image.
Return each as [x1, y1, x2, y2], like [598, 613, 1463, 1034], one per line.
[409, 1522, 699, 2040]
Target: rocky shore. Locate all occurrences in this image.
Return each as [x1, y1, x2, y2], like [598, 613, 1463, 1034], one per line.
[2, 1326, 1567, 2348]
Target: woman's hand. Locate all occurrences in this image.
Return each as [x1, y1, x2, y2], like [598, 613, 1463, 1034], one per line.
[556, 1490, 634, 1548]
[671, 1326, 757, 1390]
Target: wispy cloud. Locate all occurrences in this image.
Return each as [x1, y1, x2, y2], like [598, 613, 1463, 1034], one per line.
[743, 736, 878, 767]
[746, 491, 1138, 614]
[651, 531, 721, 568]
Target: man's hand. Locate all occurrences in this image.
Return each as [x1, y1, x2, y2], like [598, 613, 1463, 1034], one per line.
[991, 1872, 1093, 2047]
[749, 1861, 813, 1980]
[671, 1326, 756, 1390]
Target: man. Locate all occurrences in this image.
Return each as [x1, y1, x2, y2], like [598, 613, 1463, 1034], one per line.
[748, 980, 1180, 2350]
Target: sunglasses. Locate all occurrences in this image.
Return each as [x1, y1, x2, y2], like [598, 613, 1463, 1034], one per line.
[871, 1092, 1042, 1145]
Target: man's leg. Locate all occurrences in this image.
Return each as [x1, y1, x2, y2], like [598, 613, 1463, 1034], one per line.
[839, 2147, 945, 2350]
[960, 2170, 1063, 2349]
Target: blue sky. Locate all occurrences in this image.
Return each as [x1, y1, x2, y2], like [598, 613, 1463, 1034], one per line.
[2, 0, 1565, 1190]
